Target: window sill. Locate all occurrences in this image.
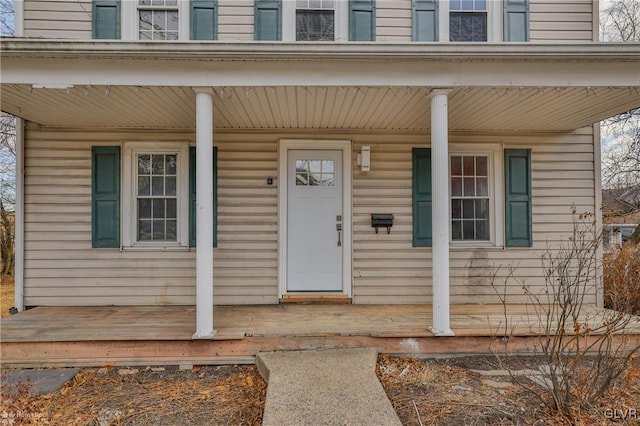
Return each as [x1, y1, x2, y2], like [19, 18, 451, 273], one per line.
[450, 244, 505, 251]
[121, 245, 189, 252]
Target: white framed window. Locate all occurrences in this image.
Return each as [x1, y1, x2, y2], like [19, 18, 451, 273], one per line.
[449, 0, 487, 41]
[283, 0, 348, 42]
[122, 142, 190, 249]
[295, 0, 335, 41]
[438, 0, 502, 42]
[138, 0, 179, 40]
[449, 144, 504, 247]
[122, 0, 189, 40]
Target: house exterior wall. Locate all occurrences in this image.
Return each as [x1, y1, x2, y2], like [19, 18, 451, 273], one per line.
[529, 0, 595, 42]
[21, 0, 596, 43]
[23, 123, 597, 307]
[24, 0, 92, 39]
[218, 0, 254, 41]
[376, 1, 412, 42]
[23, 125, 277, 306]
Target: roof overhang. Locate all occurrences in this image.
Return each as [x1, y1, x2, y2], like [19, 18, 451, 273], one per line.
[1, 40, 639, 131]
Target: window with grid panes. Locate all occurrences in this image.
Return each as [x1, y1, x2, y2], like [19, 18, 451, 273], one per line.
[449, 0, 487, 42]
[136, 153, 178, 241]
[296, 0, 335, 41]
[450, 155, 491, 241]
[138, 0, 179, 40]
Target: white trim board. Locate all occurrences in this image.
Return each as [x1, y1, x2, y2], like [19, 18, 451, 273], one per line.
[277, 139, 353, 299]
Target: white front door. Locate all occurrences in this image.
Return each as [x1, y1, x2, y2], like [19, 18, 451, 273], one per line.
[287, 150, 343, 292]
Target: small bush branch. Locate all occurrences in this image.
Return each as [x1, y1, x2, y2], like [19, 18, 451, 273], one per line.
[490, 210, 640, 419]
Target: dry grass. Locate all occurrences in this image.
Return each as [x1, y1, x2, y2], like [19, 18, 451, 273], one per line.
[0, 365, 267, 425]
[1, 355, 638, 425]
[377, 355, 640, 425]
[604, 244, 640, 315]
[0, 275, 14, 318]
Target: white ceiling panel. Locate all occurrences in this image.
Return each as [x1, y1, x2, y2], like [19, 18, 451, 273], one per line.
[1, 84, 638, 132]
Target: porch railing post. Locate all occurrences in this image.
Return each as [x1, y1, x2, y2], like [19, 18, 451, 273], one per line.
[193, 88, 216, 339]
[430, 89, 455, 336]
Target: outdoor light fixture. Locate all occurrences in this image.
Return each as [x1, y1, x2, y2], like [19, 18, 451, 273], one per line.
[361, 146, 370, 172]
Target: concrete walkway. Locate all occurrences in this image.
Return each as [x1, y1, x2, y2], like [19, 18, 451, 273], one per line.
[257, 348, 401, 426]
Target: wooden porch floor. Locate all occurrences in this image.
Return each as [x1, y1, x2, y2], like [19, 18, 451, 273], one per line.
[2, 304, 639, 367]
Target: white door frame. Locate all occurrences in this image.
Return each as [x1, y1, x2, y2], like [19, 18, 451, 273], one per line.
[278, 139, 352, 299]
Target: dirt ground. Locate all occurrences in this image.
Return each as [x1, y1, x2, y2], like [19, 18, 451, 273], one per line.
[0, 276, 14, 318]
[377, 355, 640, 426]
[0, 365, 267, 425]
[1, 355, 638, 425]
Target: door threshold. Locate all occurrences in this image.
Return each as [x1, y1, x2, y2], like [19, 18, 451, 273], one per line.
[280, 294, 352, 305]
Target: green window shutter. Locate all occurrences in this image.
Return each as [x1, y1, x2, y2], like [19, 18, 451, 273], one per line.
[255, 0, 281, 41]
[92, 146, 120, 248]
[504, 149, 532, 247]
[504, 0, 529, 42]
[412, 0, 438, 41]
[349, 0, 375, 41]
[189, 147, 218, 247]
[92, 0, 120, 39]
[191, 0, 218, 40]
[413, 148, 432, 247]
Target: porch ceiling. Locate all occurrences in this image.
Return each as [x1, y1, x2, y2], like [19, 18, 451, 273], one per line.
[1, 84, 638, 132]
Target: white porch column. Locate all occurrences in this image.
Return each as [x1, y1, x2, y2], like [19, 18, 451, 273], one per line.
[430, 89, 454, 336]
[193, 88, 216, 339]
[14, 117, 24, 312]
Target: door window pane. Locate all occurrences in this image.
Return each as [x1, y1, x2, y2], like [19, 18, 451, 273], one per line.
[295, 159, 335, 186]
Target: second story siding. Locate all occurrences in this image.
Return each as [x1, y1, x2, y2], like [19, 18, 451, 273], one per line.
[530, 0, 595, 42]
[21, 0, 596, 43]
[376, 1, 412, 42]
[24, 0, 92, 39]
[218, 0, 254, 40]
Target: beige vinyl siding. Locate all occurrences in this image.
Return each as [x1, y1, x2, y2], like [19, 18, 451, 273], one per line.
[22, 0, 255, 41]
[218, 0, 254, 41]
[529, 0, 595, 42]
[24, 0, 92, 39]
[376, 1, 412, 42]
[351, 127, 597, 305]
[23, 125, 278, 306]
[23, 125, 596, 307]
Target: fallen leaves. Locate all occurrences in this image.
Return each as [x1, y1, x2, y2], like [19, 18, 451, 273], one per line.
[0, 365, 267, 425]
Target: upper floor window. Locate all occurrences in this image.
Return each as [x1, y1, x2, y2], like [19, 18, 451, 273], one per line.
[295, 0, 335, 41]
[411, 0, 529, 43]
[138, 0, 179, 40]
[281, 0, 347, 41]
[101, 0, 217, 41]
[449, 0, 487, 42]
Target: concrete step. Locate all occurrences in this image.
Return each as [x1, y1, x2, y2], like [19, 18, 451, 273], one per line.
[257, 348, 402, 426]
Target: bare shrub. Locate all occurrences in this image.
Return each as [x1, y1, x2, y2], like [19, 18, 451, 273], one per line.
[491, 210, 640, 421]
[604, 244, 640, 315]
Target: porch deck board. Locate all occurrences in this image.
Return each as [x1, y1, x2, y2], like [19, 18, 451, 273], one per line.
[2, 304, 637, 343]
[2, 304, 639, 368]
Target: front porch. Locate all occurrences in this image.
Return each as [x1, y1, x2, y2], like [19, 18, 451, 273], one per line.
[2, 304, 639, 368]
